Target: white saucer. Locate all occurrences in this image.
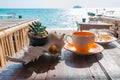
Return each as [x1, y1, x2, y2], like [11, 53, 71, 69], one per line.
[95, 36, 117, 44]
[64, 43, 104, 55]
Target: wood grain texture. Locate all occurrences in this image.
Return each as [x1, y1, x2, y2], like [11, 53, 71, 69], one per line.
[78, 22, 111, 31]
[96, 42, 120, 80]
[0, 39, 6, 67]
[1, 28, 120, 80]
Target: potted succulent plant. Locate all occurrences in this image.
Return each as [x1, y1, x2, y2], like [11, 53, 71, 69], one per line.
[28, 21, 48, 46]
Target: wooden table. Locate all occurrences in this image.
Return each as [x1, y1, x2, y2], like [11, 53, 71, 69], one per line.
[1, 30, 120, 80]
[8, 41, 119, 80]
[32, 41, 120, 80]
[77, 22, 112, 31]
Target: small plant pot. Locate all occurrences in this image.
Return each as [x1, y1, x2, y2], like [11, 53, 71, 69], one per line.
[28, 33, 48, 46]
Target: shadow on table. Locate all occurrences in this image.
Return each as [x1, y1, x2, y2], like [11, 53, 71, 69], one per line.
[0, 54, 60, 79]
[100, 42, 117, 49]
[62, 50, 103, 68]
[25, 54, 60, 73]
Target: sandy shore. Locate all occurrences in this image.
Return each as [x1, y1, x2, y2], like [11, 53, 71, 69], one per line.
[48, 29, 77, 35]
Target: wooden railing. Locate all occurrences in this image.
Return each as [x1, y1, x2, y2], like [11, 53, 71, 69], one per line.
[89, 17, 120, 38]
[0, 19, 39, 67]
[100, 17, 120, 38]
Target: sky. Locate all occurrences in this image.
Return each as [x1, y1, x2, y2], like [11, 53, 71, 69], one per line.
[0, 0, 120, 8]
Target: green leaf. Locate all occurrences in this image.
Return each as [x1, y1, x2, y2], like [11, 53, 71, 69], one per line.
[28, 21, 47, 36]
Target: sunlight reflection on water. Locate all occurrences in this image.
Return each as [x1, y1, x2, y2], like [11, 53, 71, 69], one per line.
[0, 8, 89, 29]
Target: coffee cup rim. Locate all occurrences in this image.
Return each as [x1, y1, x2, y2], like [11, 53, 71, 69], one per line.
[73, 32, 95, 37]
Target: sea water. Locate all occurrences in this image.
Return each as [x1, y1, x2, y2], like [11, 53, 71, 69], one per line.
[0, 8, 89, 29]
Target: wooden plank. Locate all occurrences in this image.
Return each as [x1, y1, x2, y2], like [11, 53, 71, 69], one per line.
[86, 54, 107, 80]
[0, 39, 6, 67]
[108, 48, 120, 68]
[14, 32, 19, 52]
[21, 29, 25, 47]
[20, 29, 24, 48]
[0, 76, 16, 80]
[18, 30, 22, 49]
[45, 49, 93, 80]
[15, 68, 36, 80]
[106, 42, 120, 69]
[8, 35, 12, 56]
[3, 37, 9, 56]
[16, 31, 21, 51]
[23, 28, 27, 47]
[25, 27, 29, 45]
[0, 39, 7, 65]
[78, 22, 111, 31]
[9, 34, 15, 56]
[80, 24, 110, 31]
[19, 30, 24, 50]
[15, 55, 52, 80]
[6, 36, 12, 56]
[5, 37, 10, 56]
[19, 30, 23, 50]
[95, 42, 120, 80]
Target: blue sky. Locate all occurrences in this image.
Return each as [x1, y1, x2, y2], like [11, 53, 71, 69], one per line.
[0, 0, 120, 8]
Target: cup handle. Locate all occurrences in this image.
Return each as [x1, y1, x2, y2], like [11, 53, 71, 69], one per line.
[64, 35, 72, 44]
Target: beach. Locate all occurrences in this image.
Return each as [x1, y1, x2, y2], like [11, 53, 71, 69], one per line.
[0, 8, 90, 29]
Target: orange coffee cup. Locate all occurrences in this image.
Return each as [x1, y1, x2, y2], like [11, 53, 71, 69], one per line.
[65, 32, 95, 52]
